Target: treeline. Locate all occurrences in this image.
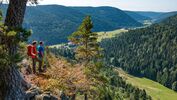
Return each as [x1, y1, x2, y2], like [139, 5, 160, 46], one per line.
[100, 14, 177, 91]
[49, 46, 75, 60]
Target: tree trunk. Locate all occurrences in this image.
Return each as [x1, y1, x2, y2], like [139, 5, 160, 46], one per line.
[5, 0, 28, 55]
[0, 0, 28, 99]
[0, 66, 27, 100]
[5, 0, 28, 28]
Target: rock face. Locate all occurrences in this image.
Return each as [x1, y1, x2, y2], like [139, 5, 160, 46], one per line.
[25, 86, 58, 100]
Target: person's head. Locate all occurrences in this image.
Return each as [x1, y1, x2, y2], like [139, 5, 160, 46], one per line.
[32, 41, 37, 46]
[39, 41, 43, 46]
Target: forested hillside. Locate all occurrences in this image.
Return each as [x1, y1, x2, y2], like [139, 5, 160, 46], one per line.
[101, 14, 177, 91]
[71, 7, 142, 27]
[24, 5, 86, 45]
[1, 4, 142, 45]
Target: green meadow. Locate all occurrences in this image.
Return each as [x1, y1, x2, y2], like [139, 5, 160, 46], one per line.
[116, 68, 177, 100]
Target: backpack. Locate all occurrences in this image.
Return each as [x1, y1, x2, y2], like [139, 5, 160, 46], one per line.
[27, 45, 33, 56]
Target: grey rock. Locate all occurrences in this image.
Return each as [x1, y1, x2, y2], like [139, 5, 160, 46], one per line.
[35, 94, 58, 100]
[50, 95, 58, 100]
[35, 95, 43, 100]
[25, 86, 41, 100]
[42, 94, 51, 100]
[25, 85, 58, 100]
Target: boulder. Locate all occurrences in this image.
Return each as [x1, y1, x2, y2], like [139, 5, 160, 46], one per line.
[25, 85, 58, 100]
[25, 85, 41, 100]
[35, 93, 58, 100]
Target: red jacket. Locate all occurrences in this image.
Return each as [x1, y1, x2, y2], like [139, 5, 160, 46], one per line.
[28, 45, 37, 58]
[31, 45, 37, 58]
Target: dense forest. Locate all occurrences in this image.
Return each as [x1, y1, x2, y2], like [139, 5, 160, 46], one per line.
[100, 14, 177, 91]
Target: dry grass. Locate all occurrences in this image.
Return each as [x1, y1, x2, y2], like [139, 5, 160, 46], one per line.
[32, 54, 92, 96]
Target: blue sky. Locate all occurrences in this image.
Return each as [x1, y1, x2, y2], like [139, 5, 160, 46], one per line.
[39, 0, 177, 12]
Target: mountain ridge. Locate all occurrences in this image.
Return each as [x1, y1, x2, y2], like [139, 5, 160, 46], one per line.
[1, 4, 177, 45]
[1, 4, 142, 45]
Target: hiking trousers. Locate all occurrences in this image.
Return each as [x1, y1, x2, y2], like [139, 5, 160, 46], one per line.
[38, 57, 43, 72]
[32, 58, 37, 74]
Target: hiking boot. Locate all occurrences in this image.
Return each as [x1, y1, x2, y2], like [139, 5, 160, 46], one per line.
[38, 69, 43, 73]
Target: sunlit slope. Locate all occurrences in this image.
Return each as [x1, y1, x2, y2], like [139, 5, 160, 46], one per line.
[49, 28, 128, 48]
[116, 68, 177, 100]
[97, 29, 128, 42]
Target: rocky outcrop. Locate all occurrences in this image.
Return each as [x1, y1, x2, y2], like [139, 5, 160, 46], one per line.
[25, 85, 58, 100]
[20, 59, 72, 100]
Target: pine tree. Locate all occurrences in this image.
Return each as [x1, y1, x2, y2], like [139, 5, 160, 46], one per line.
[69, 16, 103, 100]
[69, 16, 101, 65]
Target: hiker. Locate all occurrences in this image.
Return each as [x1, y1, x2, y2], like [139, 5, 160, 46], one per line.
[37, 41, 45, 72]
[27, 41, 38, 74]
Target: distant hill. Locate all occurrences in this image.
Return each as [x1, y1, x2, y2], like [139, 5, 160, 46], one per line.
[1, 5, 142, 45]
[134, 11, 164, 20]
[125, 11, 151, 23]
[24, 5, 86, 45]
[133, 11, 177, 22]
[71, 6, 142, 27]
[154, 11, 177, 23]
[101, 14, 177, 91]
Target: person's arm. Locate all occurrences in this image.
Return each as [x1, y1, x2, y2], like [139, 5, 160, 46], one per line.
[38, 47, 44, 57]
[41, 47, 44, 57]
[31, 47, 36, 56]
[41, 52, 44, 57]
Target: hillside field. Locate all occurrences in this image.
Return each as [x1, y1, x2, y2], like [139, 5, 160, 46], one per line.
[97, 29, 128, 42]
[116, 68, 177, 100]
[49, 28, 128, 48]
